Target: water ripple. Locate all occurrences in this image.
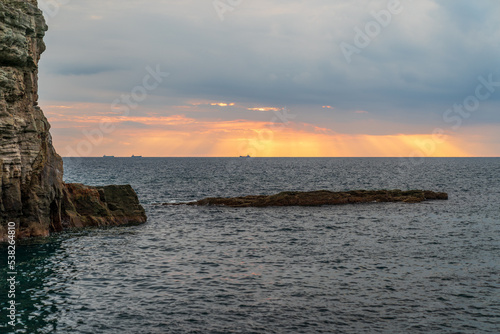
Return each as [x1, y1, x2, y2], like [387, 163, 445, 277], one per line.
[1, 158, 499, 333]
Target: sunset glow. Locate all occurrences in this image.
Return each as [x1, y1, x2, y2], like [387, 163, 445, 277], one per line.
[38, 0, 500, 158]
[247, 107, 282, 112]
[43, 103, 496, 158]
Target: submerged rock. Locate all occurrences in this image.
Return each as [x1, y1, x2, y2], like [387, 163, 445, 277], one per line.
[0, 1, 146, 241]
[168, 190, 448, 207]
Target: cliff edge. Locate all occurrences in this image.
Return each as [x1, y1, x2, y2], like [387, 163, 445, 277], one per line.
[0, 0, 146, 241]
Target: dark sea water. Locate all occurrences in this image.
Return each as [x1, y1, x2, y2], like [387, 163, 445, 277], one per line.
[1, 158, 499, 333]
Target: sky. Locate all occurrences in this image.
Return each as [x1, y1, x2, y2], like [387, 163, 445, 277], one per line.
[37, 0, 500, 157]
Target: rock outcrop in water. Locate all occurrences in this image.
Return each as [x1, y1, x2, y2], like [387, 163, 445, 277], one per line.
[168, 190, 448, 207]
[0, 0, 146, 241]
[60, 184, 146, 231]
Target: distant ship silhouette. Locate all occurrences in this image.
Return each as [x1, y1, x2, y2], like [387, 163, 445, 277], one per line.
[239, 155, 251, 158]
[131, 155, 142, 158]
[103, 155, 115, 158]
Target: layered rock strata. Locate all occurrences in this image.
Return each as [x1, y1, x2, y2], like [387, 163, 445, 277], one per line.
[0, 0, 146, 241]
[168, 190, 449, 207]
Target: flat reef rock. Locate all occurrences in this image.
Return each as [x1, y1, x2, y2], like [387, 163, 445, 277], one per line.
[0, 0, 146, 241]
[169, 190, 448, 207]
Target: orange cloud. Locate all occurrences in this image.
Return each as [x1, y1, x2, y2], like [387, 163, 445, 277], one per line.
[247, 107, 281, 112]
[50, 118, 474, 158]
[43, 102, 498, 158]
[210, 103, 235, 107]
[189, 100, 236, 107]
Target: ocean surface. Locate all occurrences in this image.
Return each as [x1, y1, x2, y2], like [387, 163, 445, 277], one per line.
[1, 157, 499, 333]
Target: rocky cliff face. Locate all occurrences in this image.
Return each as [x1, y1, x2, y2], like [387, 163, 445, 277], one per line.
[0, 0, 146, 240]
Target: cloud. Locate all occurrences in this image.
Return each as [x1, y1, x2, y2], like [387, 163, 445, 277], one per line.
[54, 64, 125, 76]
[37, 0, 500, 156]
[119, 121, 151, 129]
[51, 115, 487, 158]
[247, 107, 281, 112]
[210, 103, 235, 107]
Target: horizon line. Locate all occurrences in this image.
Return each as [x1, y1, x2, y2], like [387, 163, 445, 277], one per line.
[61, 156, 500, 159]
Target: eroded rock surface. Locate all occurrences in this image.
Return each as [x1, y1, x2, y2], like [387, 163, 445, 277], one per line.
[169, 190, 449, 207]
[0, 0, 146, 240]
[59, 184, 147, 231]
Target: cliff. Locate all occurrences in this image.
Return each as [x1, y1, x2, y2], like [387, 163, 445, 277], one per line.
[0, 0, 146, 240]
[168, 190, 449, 207]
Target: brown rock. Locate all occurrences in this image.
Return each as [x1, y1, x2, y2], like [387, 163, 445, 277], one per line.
[0, 1, 146, 241]
[168, 190, 448, 208]
[57, 184, 146, 230]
